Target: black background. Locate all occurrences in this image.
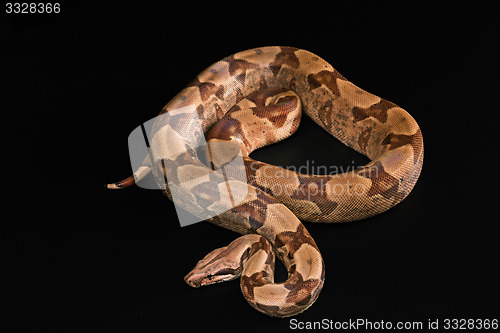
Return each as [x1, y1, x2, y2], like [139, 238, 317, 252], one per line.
[4, 2, 499, 332]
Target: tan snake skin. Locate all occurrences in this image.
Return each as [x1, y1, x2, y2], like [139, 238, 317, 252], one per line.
[108, 46, 423, 317]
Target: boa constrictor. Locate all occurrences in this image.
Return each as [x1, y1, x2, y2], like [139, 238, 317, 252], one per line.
[108, 46, 423, 317]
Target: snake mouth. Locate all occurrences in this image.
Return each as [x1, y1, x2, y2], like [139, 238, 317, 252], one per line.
[185, 267, 242, 288]
[184, 271, 237, 288]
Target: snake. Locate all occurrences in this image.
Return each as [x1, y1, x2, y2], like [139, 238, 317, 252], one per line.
[107, 46, 423, 317]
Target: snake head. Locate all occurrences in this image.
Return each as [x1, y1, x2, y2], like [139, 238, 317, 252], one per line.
[184, 245, 245, 288]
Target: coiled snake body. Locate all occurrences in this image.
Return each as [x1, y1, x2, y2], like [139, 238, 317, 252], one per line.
[108, 46, 423, 317]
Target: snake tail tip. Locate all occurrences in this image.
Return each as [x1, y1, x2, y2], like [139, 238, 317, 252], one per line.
[106, 183, 121, 190]
[105, 176, 136, 190]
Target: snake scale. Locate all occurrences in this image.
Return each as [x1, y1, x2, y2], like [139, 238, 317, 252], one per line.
[108, 46, 423, 317]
